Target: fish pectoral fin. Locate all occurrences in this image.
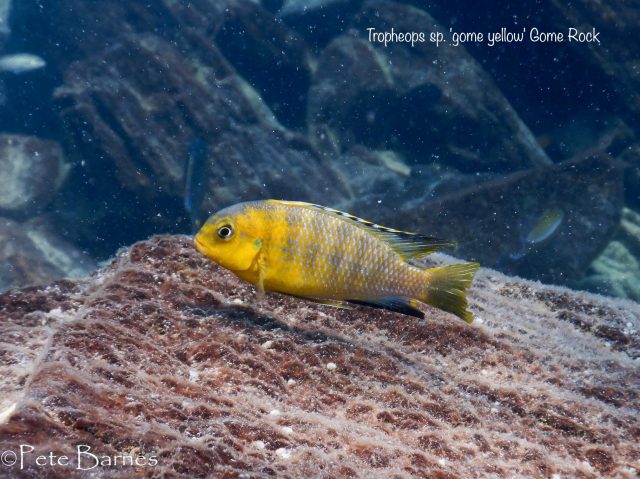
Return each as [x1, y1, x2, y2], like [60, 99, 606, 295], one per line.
[255, 256, 267, 299]
[349, 297, 424, 318]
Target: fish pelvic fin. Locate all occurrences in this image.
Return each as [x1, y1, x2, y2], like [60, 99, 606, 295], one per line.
[307, 298, 354, 310]
[423, 262, 480, 323]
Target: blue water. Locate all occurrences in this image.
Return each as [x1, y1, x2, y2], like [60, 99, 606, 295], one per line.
[0, 0, 637, 303]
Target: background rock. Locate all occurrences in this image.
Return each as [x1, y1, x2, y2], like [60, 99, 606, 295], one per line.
[547, 0, 640, 124]
[0, 235, 638, 478]
[0, 0, 636, 300]
[308, 1, 552, 173]
[345, 153, 624, 285]
[278, 0, 364, 49]
[29, 0, 227, 68]
[54, 33, 347, 253]
[0, 0, 9, 37]
[0, 134, 68, 217]
[0, 216, 96, 291]
[580, 208, 640, 301]
[215, 0, 314, 128]
[619, 143, 640, 210]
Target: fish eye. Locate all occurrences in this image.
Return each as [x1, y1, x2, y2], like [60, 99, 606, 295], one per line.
[217, 224, 234, 240]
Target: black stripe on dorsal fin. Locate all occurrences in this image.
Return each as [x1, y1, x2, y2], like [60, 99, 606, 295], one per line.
[300, 202, 456, 260]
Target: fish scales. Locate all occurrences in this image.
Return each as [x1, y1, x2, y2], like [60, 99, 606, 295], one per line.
[195, 200, 479, 322]
[273, 203, 404, 299]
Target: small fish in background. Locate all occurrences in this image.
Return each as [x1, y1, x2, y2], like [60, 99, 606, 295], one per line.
[0, 53, 46, 74]
[195, 200, 479, 322]
[183, 138, 210, 233]
[510, 207, 565, 261]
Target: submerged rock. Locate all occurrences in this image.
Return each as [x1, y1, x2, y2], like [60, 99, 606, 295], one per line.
[581, 241, 640, 300]
[215, 0, 314, 128]
[349, 153, 623, 285]
[0, 216, 96, 291]
[0, 0, 9, 37]
[308, 1, 552, 173]
[279, 0, 363, 48]
[0, 235, 638, 477]
[38, 0, 228, 68]
[619, 142, 640, 210]
[547, 0, 640, 123]
[55, 33, 347, 225]
[580, 208, 640, 301]
[0, 135, 68, 217]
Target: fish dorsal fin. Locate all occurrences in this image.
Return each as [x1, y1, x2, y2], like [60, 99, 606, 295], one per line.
[276, 201, 456, 259]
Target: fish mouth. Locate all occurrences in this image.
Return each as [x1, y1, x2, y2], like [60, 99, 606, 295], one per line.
[194, 235, 207, 254]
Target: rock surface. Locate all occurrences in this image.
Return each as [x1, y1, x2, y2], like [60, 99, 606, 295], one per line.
[308, 1, 552, 173]
[0, 135, 68, 217]
[581, 208, 640, 302]
[0, 235, 638, 478]
[0, 217, 96, 292]
[55, 32, 345, 212]
[346, 153, 624, 285]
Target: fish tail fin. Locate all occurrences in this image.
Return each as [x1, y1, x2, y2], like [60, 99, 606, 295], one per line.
[422, 262, 480, 323]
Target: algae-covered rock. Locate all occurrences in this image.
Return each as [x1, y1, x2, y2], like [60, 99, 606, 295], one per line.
[0, 235, 638, 478]
[581, 241, 640, 300]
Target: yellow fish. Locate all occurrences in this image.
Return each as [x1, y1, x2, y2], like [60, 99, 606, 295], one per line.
[194, 200, 479, 322]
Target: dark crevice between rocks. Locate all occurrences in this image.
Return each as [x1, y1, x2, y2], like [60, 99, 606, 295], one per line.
[90, 94, 156, 188]
[279, 0, 365, 51]
[425, 0, 624, 151]
[214, 1, 312, 130]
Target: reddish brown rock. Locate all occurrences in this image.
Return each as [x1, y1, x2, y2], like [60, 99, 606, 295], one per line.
[0, 235, 638, 478]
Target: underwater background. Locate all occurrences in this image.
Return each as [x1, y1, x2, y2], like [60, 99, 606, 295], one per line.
[0, 0, 638, 303]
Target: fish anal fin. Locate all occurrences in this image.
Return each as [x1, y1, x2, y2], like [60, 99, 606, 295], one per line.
[350, 297, 424, 318]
